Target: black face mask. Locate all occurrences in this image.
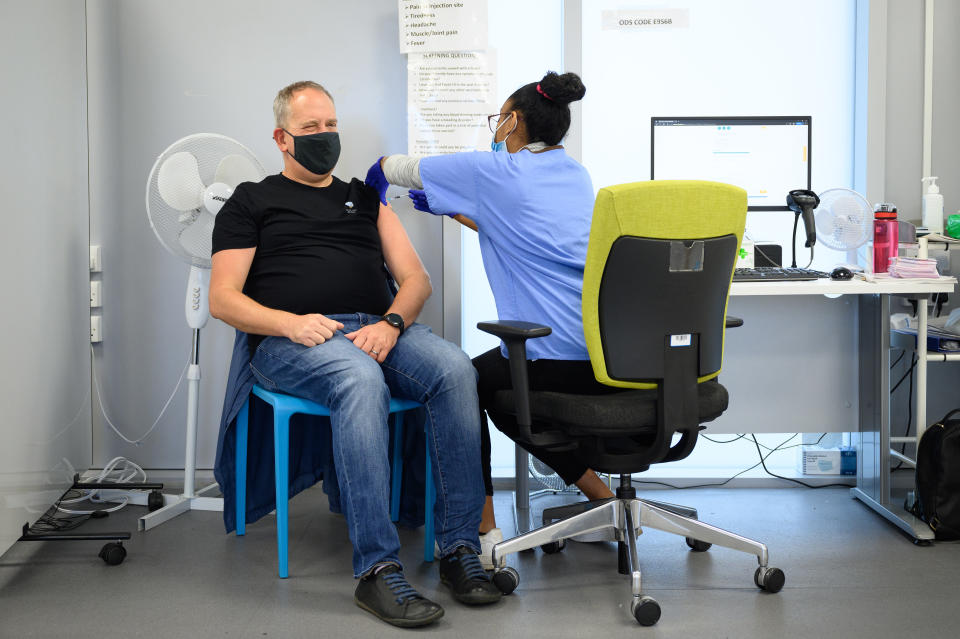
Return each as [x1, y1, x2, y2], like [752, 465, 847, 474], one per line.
[283, 129, 341, 175]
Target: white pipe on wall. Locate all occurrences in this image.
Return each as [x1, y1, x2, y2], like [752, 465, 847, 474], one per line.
[922, 0, 934, 179]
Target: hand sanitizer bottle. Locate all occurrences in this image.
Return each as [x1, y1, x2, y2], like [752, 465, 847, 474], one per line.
[922, 177, 944, 234]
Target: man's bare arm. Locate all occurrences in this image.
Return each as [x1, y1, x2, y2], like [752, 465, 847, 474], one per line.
[377, 203, 432, 325]
[209, 248, 342, 347]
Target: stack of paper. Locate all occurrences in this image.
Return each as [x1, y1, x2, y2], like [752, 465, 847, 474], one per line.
[887, 256, 940, 278]
[891, 309, 960, 352]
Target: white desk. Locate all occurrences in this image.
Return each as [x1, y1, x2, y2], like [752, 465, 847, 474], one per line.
[731, 275, 957, 541]
[731, 276, 954, 297]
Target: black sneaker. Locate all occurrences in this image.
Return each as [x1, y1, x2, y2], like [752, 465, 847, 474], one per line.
[355, 564, 444, 628]
[439, 546, 503, 605]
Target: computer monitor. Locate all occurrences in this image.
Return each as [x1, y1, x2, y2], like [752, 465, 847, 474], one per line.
[650, 116, 811, 211]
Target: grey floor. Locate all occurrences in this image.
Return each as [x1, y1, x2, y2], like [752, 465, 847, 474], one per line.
[1, 485, 958, 639]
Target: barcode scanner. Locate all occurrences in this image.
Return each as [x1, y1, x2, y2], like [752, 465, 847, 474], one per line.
[786, 189, 819, 248]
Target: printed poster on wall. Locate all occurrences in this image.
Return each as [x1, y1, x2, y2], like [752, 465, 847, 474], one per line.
[407, 50, 497, 156]
[399, 0, 488, 54]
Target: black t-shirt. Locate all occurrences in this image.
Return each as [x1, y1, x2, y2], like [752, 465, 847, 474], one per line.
[212, 173, 394, 351]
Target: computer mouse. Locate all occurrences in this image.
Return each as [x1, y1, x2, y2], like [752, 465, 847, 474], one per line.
[830, 266, 854, 280]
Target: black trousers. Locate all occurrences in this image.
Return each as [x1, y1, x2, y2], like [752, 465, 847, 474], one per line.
[473, 347, 621, 496]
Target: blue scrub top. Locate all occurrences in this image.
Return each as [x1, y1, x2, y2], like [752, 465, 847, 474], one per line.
[420, 148, 594, 361]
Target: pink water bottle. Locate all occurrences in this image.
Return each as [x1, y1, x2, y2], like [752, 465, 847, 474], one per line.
[873, 203, 899, 273]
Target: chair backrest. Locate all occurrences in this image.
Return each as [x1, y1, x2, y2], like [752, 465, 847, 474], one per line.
[582, 180, 747, 389]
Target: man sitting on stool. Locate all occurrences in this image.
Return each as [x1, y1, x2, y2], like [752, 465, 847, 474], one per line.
[210, 80, 500, 628]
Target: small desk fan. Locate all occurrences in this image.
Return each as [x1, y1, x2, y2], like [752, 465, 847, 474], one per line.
[814, 188, 873, 263]
[140, 133, 265, 530]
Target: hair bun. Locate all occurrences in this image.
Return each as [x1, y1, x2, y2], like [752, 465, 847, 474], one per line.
[538, 71, 586, 106]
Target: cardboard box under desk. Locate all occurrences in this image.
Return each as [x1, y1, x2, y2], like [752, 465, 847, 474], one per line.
[798, 447, 856, 475]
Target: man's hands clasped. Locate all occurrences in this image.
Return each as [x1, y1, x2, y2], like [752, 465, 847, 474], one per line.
[285, 312, 400, 363]
[285, 314, 345, 348]
[346, 321, 400, 363]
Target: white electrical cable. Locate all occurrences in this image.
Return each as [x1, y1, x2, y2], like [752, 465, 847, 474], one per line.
[56, 498, 129, 515]
[56, 456, 150, 515]
[29, 394, 90, 446]
[90, 344, 189, 445]
[744, 232, 779, 268]
[803, 245, 815, 269]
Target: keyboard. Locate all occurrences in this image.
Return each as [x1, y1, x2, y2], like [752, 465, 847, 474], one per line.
[732, 267, 830, 282]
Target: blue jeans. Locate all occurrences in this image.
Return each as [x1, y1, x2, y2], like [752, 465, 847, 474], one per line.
[249, 313, 484, 577]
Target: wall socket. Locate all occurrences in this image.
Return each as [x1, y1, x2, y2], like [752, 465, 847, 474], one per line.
[90, 315, 102, 343]
[90, 281, 102, 307]
[89, 245, 102, 272]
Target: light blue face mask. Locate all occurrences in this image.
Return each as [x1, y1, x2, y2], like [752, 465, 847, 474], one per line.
[490, 114, 516, 152]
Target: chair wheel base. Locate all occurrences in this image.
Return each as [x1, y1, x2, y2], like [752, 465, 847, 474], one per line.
[147, 490, 164, 512]
[685, 537, 712, 552]
[754, 566, 785, 593]
[98, 542, 126, 566]
[492, 566, 519, 594]
[540, 539, 565, 554]
[631, 596, 661, 626]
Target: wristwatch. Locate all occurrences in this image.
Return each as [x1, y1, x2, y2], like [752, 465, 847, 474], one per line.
[381, 313, 405, 336]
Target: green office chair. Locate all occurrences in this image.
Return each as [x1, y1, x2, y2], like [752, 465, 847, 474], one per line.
[478, 180, 784, 626]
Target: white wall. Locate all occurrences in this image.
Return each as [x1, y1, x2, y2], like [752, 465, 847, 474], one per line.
[884, 0, 959, 221]
[0, 0, 92, 552]
[929, 1, 960, 220]
[86, 0, 434, 469]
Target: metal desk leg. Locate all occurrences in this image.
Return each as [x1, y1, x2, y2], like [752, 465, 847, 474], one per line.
[851, 293, 934, 542]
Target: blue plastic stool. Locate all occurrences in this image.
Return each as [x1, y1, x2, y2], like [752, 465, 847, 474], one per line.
[235, 384, 435, 578]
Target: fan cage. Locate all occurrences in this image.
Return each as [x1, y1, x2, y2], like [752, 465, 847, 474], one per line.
[146, 133, 266, 268]
[814, 188, 873, 251]
[529, 456, 577, 492]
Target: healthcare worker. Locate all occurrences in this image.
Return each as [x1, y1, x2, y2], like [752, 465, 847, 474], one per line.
[366, 71, 616, 567]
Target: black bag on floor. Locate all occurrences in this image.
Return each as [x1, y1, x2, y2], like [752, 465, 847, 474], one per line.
[909, 409, 960, 540]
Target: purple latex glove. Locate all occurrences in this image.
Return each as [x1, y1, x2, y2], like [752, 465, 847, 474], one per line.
[408, 189, 454, 217]
[408, 189, 432, 213]
[364, 157, 388, 204]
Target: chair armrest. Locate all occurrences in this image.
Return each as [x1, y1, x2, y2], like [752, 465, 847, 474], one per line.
[476, 320, 555, 446]
[725, 316, 743, 328]
[477, 320, 552, 341]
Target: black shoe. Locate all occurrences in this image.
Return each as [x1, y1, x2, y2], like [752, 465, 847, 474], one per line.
[439, 546, 502, 605]
[355, 564, 444, 628]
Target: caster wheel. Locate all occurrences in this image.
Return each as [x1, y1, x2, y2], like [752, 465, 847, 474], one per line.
[99, 542, 126, 566]
[913, 539, 933, 547]
[492, 566, 519, 595]
[631, 596, 661, 626]
[686, 537, 712, 552]
[147, 490, 164, 512]
[540, 539, 566, 554]
[754, 566, 785, 593]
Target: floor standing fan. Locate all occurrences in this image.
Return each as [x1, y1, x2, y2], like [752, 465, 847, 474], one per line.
[139, 134, 266, 530]
[529, 456, 579, 494]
